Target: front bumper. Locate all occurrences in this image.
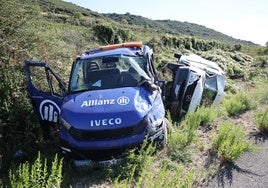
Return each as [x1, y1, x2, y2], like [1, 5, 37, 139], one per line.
[59, 126, 166, 160]
[59, 130, 146, 160]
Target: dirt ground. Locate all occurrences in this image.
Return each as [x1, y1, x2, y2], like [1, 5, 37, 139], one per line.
[203, 103, 268, 188]
[69, 103, 268, 188]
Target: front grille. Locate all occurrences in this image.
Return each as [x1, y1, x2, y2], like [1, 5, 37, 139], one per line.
[60, 139, 141, 160]
[182, 80, 198, 111]
[68, 119, 147, 141]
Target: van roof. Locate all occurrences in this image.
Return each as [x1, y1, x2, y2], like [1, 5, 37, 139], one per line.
[80, 42, 143, 59]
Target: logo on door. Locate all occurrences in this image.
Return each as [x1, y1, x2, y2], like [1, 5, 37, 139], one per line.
[39, 100, 61, 123]
[117, 96, 130, 105]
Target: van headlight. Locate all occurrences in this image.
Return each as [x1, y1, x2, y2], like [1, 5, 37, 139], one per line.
[145, 104, 164, 135]
[145, 113, 163, 134]
[60, 117, 72, 130]
[188, 72, 199, 85]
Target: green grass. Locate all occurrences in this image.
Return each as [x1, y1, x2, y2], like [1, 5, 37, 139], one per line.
[212, 122, 253, 163]
[255, 107, 268, 132]
[9, 152, 63, 188]
[113, 148, 194, 187]
[223, 92, 256, 116]
[167, 106, 218, 163]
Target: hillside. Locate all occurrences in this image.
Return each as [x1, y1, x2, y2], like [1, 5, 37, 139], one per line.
[105, 13, 256, 46]
[32, 0, 257, 46]
[0, 0, 268, 187]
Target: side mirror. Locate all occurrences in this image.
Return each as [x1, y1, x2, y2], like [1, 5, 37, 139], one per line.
[174, 53, 182, 59]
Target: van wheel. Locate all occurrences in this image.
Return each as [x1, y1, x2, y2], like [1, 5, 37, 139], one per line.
[156, 119, 168, 150]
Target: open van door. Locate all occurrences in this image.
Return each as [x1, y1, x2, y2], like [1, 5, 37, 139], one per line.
[24, 61, 66, 127]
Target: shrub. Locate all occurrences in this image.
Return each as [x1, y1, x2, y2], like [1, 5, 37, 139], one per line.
[223, 93, 256, 116]
[93, 24, 115, 44]
[255, 107, 268, 132]
[227, 64, 245, 79]
[191, 106, 218, 126]
[113, 141, 156, 182]
[113, 154, 194, 188]
[135, 163, 194, 188]
[212, 122, 253, 163]
[167, 126, 193, 163]
[9, 152, 63, 188]
[250, 82, 268, 104]
[0, 64, 42, 170]
[166, 111, 195, 163]
[167, 106, 217, 162]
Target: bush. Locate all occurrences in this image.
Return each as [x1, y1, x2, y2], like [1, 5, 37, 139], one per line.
[167, 106, 217, 162]
[255, 107, 268, 132]
[212, 122, 253, 163]
[167, 126, 193, 163]
[9, 152, 63, 188]
[191, 106, 218, 126]
[166, 111, 196, 163]
[114, 162, 194, 188]
[250, 82, 268, 104]
[113, 149, 194, 187]
[114, 141, 156, 181]
[223, 93, 256, 116]
[93, 24, 115, 44]
[0, 64, 43, 172]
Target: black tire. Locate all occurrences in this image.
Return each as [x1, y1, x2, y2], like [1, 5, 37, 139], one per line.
[156, 119, 168, 149]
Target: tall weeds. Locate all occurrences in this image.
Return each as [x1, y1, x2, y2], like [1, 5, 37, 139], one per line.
[167, 106, 218, 163]
[113, 142, 194, 187]
[212, 122, 253, 163]
[223, 92, 256, 116]
[9, 152, 63, 188]
[255, 107, 268, 132]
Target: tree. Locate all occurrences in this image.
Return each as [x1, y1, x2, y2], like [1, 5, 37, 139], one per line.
[92, 24, 115, 44]
[234, 44, 242, 51]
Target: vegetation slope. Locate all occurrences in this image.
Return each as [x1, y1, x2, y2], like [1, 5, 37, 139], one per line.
[0, 0, 268, 187]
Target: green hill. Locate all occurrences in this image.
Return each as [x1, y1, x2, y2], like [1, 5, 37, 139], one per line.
[34, 0, 258, 45]
[30, 0, 257, 46]
[105, 13, 256, 45]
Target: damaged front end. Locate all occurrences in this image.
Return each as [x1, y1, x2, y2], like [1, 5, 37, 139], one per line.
[166, 53, 226, 120]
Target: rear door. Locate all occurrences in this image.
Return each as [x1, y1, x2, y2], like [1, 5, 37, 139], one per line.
[24, 61, 66, 125]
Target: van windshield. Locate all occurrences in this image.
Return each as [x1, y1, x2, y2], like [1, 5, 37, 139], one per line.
[69, 55, 150, 93]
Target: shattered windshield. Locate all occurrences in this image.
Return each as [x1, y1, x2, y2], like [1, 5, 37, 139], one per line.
[69, 55, 150, 92]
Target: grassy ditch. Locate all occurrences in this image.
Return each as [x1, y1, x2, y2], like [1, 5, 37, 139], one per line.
[1, 0, 268, 186]
[2, 77, 268, 187]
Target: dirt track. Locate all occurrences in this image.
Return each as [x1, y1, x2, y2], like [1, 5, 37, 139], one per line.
[204, 133, 268, 188]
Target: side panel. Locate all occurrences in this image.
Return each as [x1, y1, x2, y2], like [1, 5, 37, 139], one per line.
[25, 61, 65, 125]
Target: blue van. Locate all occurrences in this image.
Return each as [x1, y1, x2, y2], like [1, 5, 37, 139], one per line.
[25, 42, 168, 160]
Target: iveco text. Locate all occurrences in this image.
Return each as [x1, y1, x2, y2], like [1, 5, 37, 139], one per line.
[90, 118, 122, 127]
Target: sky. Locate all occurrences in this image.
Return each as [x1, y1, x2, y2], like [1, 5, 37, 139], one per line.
[63, 0, 268, 46]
